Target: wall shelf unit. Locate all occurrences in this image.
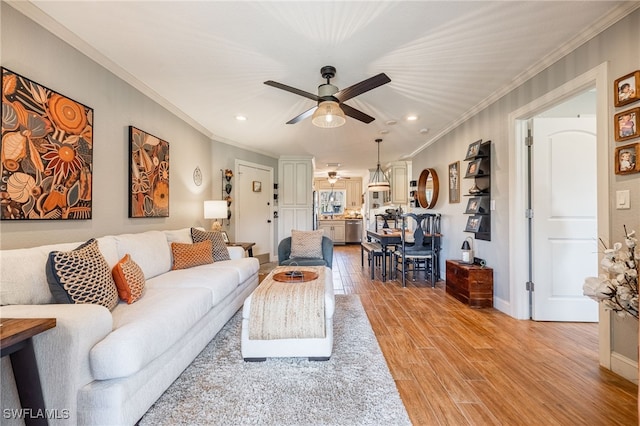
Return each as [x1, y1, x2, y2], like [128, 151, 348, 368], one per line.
[463, 140, 491, 241]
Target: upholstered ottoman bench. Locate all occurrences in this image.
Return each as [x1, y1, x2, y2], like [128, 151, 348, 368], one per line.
[241, 265, 334, 361]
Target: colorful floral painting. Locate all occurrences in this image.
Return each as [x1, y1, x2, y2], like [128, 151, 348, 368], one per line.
[1, 68, 93, 220]
[129, 126, 169, 218]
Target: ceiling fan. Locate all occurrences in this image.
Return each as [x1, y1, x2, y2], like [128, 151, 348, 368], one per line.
[328, 171, 350, 180]
[264, 65, 391, 127]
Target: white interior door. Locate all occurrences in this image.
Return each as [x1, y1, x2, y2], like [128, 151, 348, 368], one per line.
[236, 162, 273, 260]
[531, 117, 598, 321]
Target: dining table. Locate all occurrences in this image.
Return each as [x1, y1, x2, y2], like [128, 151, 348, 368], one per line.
[366, 229, 442, 282]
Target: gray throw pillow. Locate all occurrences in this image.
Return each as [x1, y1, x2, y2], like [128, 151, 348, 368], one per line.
[290, 229, 324, 259]
[191, 228, 231, 261]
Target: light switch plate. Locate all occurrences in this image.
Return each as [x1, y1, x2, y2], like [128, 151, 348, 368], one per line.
[616, 190, 630, 209]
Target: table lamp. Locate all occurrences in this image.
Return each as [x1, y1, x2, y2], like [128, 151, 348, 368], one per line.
[461, 237, 474, 264]
[204, 200, 227, 231]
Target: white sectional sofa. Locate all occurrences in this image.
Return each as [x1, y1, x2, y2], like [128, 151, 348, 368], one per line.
[0, 227, 260, 425]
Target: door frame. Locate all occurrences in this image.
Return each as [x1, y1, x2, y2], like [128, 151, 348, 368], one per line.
[234, 159, 275, 261]
[508, 62, 611, 358]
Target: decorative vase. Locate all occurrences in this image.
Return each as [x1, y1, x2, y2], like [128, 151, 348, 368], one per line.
[468, 183, 482, 195]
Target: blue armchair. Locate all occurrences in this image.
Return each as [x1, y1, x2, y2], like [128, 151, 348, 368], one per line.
[278, 236, 333, 268]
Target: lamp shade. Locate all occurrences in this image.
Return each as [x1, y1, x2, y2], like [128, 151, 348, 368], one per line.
[311, 101, 346, 128]
[461, 237, 474, 263]
[367, 180, 390, 192]
[204, 200, 227, 219]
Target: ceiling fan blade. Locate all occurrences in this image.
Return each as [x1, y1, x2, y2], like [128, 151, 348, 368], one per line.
[286, 105, 317, 124]
[340, 103, 375, 124]
[264, 80, 319, 102]
[334, 73, 391, 102]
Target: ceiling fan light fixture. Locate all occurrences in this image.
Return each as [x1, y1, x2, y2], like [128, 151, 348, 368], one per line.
[367, 138, 390, 192]
[312, 101, 346, 128]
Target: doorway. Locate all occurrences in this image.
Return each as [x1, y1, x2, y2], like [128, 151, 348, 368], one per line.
[508, 62, 610, 322]
[235, 160, 274, 263]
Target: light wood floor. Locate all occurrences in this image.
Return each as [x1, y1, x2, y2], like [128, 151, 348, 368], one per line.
[330, 244, 638, 426]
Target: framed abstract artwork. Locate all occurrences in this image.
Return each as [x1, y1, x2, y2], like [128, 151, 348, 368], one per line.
[129, 126, 169, 218]
[1, 68, 93, 220]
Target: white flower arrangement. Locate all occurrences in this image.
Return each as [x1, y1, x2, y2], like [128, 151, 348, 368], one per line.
[583, 227, 639, 319]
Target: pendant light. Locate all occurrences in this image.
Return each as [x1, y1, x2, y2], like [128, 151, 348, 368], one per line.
[367, 139, 390, 192]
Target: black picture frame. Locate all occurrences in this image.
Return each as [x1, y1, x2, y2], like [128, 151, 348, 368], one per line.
[464, 139, 482, 160]
[464, 215, 483, 233]
[465, 197, 481, 214]
[465, 158, 483, 177]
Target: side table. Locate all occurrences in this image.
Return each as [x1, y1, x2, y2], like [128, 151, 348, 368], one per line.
[1, 318, 56, 425]
[445, 260, 493, 308]
[227, 242, 255, 257]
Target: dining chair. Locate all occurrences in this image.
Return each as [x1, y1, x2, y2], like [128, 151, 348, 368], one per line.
[392, 213, 439, 287]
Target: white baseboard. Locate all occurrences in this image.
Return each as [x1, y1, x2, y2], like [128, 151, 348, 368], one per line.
[493, 296, 510, 315]
[610, 351, 638, 384]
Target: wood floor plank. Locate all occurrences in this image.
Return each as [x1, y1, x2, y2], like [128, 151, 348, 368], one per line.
[332, 245, 638, 425]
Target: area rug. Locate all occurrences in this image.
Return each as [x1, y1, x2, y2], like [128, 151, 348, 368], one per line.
[139, 295, 411, 426]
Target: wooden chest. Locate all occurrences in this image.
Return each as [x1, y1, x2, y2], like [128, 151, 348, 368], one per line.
[445, 260, 493, 308]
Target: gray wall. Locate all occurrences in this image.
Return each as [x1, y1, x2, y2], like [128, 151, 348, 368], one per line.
[0, 4, 277, 249]
[410, 10, 639, 358]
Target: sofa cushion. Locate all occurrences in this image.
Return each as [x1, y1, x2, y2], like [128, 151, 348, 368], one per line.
[90, 287, 212, 380]
[0, 237, 118, 306]
[114, 231, 172, 279]
[290, 229, 324, 259]
[112, 254, 146, 304]
[46, 239, 119, 311]
[171, 240, 214, 270]
[191, 228, 230, 261]
[146, 265, 240, 307]
[206, 258, 260, 285]
[163, 228, 194, 244]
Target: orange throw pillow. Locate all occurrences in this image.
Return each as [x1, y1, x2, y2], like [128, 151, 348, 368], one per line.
[112, 254, 145, 304]
[171, 240, 214, 270]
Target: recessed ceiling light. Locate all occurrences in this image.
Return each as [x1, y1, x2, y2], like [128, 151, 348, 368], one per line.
[385, 120, 397, 126]
[406, 115, 418, 121]
[380, 129, 390, 135]
[235, 115, 247, 121]
[419, 128, 429, 134]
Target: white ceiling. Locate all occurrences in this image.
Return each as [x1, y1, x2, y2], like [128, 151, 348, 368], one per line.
[13, 1, 637, 177]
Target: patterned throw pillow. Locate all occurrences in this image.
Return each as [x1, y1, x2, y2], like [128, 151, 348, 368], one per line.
[112, 254, 146, 304]
[46, 239, 119, 311]
[290, 229, 324, 259]
[171, 240, 214, 270]
[191, 228, 231, 261]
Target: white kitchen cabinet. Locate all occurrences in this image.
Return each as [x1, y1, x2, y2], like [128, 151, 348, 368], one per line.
[318, 220, 346, 244]
[382, 161, 411, 206]
[345, 178, 362, 208]
[278, 157, 313, 241]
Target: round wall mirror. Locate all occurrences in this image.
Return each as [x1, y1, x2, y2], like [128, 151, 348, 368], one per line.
[417, 168, 439, 209]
